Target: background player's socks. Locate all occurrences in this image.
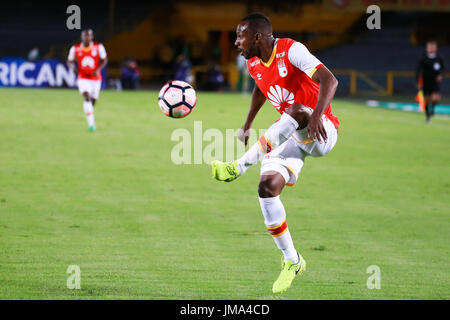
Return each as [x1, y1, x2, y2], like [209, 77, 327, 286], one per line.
[237, 113, 299, 175]
[83, 101, 96, 129]
[259, 196, 299, 264]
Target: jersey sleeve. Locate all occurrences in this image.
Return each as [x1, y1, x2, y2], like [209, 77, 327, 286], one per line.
[288, 41, 323, 78]
[99, 44, 107, 59]
[67, 46, 75, 61]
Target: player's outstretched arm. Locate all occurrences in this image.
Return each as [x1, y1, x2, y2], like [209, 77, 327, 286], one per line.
[309, 66, 338, 143]
[67, 60, 77, 74]
[67, 46, 77, 74]
[239, 84, 266, 146]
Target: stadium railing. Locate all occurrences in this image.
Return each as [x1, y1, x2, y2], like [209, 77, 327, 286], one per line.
[334, 69, 450, 96]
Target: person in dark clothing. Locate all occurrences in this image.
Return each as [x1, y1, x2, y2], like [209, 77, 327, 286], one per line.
[204, 61, 225, 91]
[416, 40, 445, 122]
[121, 57, 140, 90]
[174, 54, 193, 83]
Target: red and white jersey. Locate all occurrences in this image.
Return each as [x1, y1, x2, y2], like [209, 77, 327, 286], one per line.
[68, 42, 107, 81]
[247, 38, 339, 130]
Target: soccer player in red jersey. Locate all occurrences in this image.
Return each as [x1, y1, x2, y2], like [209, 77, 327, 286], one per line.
[67, 29, 108, 131]
[211, 13, 339, 293]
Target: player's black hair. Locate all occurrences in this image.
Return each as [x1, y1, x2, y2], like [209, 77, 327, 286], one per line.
[426, 39, 437, 45]
[241, 12, 272, 35]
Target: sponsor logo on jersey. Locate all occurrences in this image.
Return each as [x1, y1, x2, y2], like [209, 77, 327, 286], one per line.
[81, 56, 95, 68]
[267, 85, 294, 110]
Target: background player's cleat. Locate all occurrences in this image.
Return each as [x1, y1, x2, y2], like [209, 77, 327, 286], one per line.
[88, 125, 96, 132]
[211, 160, 239, 182]
[272, 252, 306, 294]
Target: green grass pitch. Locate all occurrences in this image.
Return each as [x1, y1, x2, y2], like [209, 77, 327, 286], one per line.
[0, 88, 449, 299]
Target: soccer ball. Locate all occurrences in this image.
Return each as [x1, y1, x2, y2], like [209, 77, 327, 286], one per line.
[158, 80, 197, 118]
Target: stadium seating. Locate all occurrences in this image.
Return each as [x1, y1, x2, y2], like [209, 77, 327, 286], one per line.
[315, 12, 450, 95]
[0, 1, 152, 59]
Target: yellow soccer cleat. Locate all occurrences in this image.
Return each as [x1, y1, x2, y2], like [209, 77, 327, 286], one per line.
[211, 160, 240, 182]
[272, 252, 306, 294]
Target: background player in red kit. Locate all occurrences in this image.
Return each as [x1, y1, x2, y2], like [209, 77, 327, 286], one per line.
[67, 29, 108, 131]
[211, 13, 339, 294]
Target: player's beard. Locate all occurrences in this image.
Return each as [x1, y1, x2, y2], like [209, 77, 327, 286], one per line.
[242, 47, 257, 60]
[246, 41, 260, 59]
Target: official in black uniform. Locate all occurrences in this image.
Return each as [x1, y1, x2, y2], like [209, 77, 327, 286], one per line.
[416, 40, 444, 122]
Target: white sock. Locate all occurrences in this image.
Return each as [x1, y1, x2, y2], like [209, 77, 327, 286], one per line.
[236, 143, 261, 175]
[237, 113, 298, 175]
[258, 195, 299, 264]
[83, 101, 95, 127]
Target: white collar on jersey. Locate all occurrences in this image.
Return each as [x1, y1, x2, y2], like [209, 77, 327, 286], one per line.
[260, 38, 279, 67]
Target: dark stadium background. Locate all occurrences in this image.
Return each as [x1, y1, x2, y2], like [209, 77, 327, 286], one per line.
[1, 0, 448, 98]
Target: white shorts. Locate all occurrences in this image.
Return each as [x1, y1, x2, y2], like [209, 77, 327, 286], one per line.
[77, 79, 101, 99]
[260, 112, 338, 186]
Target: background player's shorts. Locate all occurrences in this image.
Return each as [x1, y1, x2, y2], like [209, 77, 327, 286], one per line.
[77, 79, 102, 99]
[260, 110, 338, 186]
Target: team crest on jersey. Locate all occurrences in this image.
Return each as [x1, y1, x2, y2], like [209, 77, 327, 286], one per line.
[256, 73, 262, 80]
[92, 49, 97, 57]
[277, 59, 288, 77]
[267, 85, 294, 110]
[276, 52, 285, 58]
[433, 62, 441, 71]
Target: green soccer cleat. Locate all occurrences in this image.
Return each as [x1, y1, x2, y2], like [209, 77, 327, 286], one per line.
[88, 125, 96, 132]
[272, 252, 306, 294]
[211, 160, 240, 182]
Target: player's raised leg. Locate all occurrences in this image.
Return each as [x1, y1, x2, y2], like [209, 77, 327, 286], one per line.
[211, 111, 297, 182]
[238, 105, 311, 175]
[212, 104, 310, 182]
[211, 114, 298, 181]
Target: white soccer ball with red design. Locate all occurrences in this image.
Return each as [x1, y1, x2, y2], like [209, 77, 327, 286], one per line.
[158, 80, 197, 118]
